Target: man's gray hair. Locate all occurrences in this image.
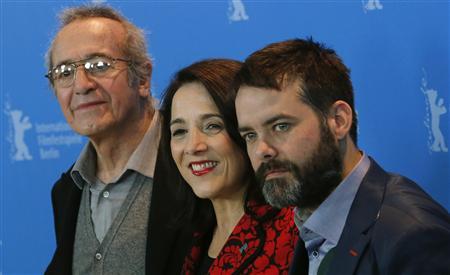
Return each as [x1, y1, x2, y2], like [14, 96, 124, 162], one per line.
[46, 5, 152, 89]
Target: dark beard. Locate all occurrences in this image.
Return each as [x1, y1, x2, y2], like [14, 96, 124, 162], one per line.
[255, 124, 342, 209]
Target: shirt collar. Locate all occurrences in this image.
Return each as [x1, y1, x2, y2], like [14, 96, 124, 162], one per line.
[296, 152, 370, 245]
[71, 111, 161, 189]
[125, 110, 161, 179]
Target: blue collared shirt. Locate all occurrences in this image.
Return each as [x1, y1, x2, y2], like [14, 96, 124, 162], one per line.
[294, 153, 370, 275]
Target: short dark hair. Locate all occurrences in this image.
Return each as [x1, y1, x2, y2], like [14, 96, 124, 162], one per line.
[235, 38, 358, 144]
[159, 59, 264, 228]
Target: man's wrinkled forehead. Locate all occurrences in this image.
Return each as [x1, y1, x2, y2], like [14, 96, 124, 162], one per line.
[51, 17, 126, 66]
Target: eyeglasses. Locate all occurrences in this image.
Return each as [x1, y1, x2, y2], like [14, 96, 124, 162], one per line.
[45, 55, 131, 88]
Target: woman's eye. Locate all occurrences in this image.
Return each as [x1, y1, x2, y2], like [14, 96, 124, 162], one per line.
[205, 123, 223, 133]
[171, 129, 187, 137]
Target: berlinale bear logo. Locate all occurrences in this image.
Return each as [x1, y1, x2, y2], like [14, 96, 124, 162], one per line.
[5, 104, 33, 161]
[421, 69, 448, 153]
[362, 0, 383, 12]
[228, 0, 249, 22]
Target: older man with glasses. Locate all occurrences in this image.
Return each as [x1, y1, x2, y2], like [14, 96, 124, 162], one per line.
[44, 5, 183, 275]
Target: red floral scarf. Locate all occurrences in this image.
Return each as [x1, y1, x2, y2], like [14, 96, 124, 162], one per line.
[182, 203, 299, 274]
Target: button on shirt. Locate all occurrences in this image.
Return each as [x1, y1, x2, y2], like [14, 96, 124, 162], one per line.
[294, 153, 370, 275]
[71, 111, 161, 242]
[88, 173, 136, 241]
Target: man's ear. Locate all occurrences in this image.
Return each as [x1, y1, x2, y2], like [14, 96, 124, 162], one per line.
[138, 62, 152, 98]
[326, 100, 353, 140]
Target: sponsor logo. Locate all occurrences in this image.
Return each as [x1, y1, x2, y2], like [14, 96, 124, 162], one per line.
[421, 69, 448, 153]
[228, 0, 249, 22]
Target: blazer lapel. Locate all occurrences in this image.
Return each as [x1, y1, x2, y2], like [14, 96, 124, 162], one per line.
[327, 159, 389, 275]
[289, 239, 309, 275]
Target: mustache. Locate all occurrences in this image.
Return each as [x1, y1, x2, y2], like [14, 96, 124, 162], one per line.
[255, 159, 297, 182]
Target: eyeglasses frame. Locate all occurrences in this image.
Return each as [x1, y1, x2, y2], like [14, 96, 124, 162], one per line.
[45, 55, 131, 87]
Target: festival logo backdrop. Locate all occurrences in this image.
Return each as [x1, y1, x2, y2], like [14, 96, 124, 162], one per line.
[228, 0, 249, 22]
[4, 96, 84, 163]
[421, 69, 448, 153]
[1, 1, 448, 274]
[362, 0, 383, 12]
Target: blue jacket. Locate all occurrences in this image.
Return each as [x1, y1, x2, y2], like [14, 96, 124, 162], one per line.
[290, 158, 450, 275]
